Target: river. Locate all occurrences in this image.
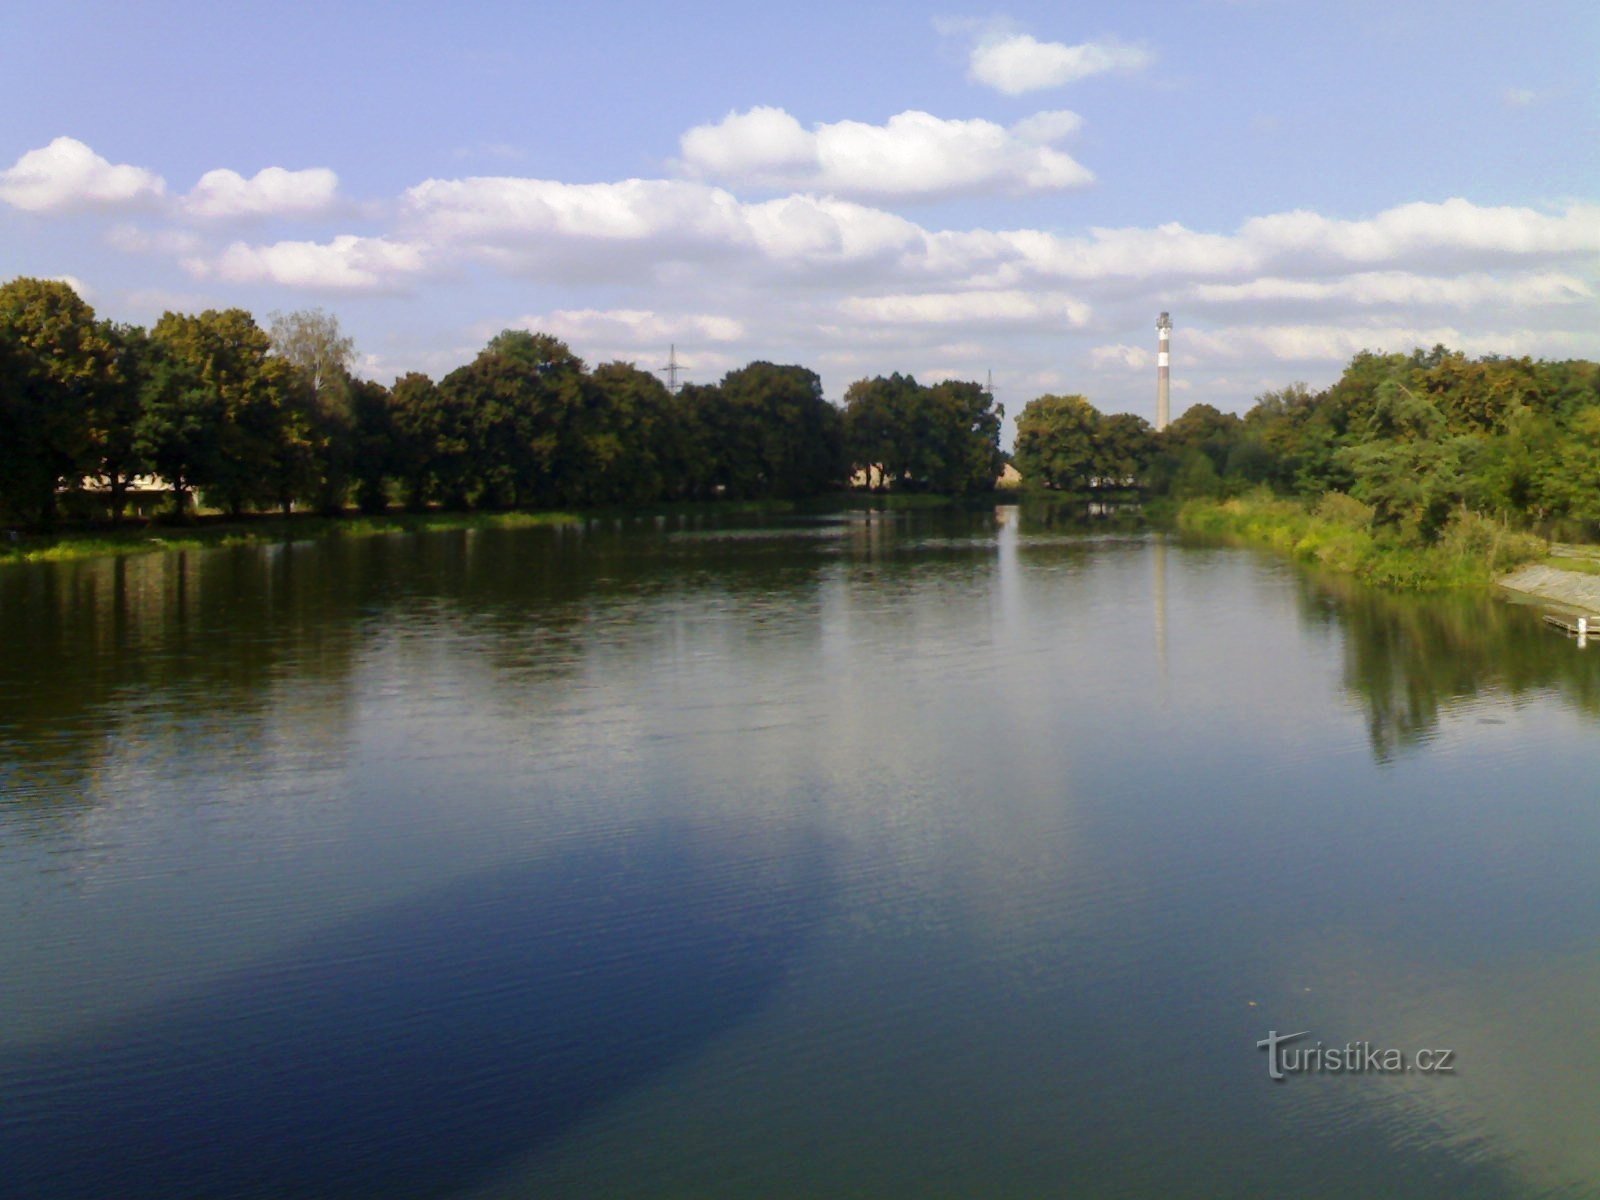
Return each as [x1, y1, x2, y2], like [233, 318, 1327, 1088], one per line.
[2, 507, 1597, 1199]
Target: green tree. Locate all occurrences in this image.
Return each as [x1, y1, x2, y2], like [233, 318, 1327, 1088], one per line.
[843, 373, 920, 489]
[719, 362, 844, 498]
[151, 309, 296, 517]
[348, 378, 395, 513]
[1094, 412, 1156, 487]
[0, 278, 118, 522]
[269, 308, 358, 514]
[924, 379, 1005, 493]
[388, 372, 448, 509]
[585, 362, 675, 505]
[132, 336, 217, 515]
[1014, 393, 1100, 491]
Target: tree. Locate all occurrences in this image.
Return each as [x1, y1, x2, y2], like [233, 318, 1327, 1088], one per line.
[924, 379, 1005, 493]
[92, 323, 155, 521]
[843, 374, 1004, 494]
[1094, 412, 1156, 487]
[719, 362, 844, 498]
[388, 372, 447, 509]
[133, 335, 220, 515]
[269, 308, 357, 514]
[1161, 403, 1244, 471]
[151, 309, 295, 516]
[843, 373, 921, 489]
[1014, 394, 1101, 491]
[348, 378, 395, 513]
[585, 362, 675, 505]
[0, 278, 117, 521]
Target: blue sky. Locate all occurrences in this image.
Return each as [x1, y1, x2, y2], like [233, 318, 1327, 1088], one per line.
[2, 0, 1596, 432]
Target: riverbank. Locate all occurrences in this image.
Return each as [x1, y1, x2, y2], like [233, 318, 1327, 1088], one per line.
[1176, 493, 1546, 591]
[1498, 552, 1600, 614]
[0, 509, 585, 567]
[0, 491, 1013, 568]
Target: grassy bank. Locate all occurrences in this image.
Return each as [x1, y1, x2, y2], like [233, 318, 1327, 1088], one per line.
[1, 490, 1027, 568]
[0, 509, 584, 567]
[1176, 491, 1545, 590]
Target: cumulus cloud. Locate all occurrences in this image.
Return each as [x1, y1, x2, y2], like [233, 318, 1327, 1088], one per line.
[403, 175, 748, 246]
[503, 308, 746, 347]
[677, 106, 1093, 198]
[1090, 343, 1152, 370]
[47, 274, 93, 300]
[968, 34, 1151, 95]
[400, 174, 925, 273]
[1238, 199, 1600, 267]
[0, 137, 166, 213]
[1185, 323, 1598, 363]
[183, 166, 341, 219]
[1191, 270, 1593, 308]
[189, 235, 428, 291]
[838, 289, 1090, 327]
[106, 223, 205, 256]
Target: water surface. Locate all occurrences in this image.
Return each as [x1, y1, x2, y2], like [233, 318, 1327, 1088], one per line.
[2, 509, 1598, 1198]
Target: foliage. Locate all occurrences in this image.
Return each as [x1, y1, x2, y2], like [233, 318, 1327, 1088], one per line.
[0, 278, 120, 521]
[842, 373, 1004, 494]
[1146, 345, 1599, 587]
[1179, 491, 1544, 591]
[1013, 393, 1155, 492]
[4, 274, 1596, 577]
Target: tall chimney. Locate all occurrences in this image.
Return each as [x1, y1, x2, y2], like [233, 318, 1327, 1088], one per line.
[1156, 312, 1172, 432]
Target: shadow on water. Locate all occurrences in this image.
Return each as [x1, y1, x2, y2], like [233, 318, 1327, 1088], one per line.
[2, 820, 829, 1200]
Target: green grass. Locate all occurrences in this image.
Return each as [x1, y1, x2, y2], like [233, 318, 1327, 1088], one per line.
[1542, 554, 1600, 576]
[0, 509, 583, 567]
[1176, 491, 1545, 591]
[1, 490, 1024, 569]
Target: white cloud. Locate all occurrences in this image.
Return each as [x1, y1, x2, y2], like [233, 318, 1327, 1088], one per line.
[1185, 323, 1598, 363]
[677, 106, 1093, 198]
[678, 107, 815, 179]
[1239, 199, 1600, 266]
[0, 137, 166, 213]
[401, 174, 925, 272]
[968, 34, 1151, 95]
[106, 223, 205, 256]
[47, 274, 92, 300]
[190, 235, 428, 291]
[183, 166, 341, 219]
[1192, 270, 1593, 307]
[1090, 343, 1152, 370]
[1502, 88, 1537, 107]
[740, 194, 925, 264]
[403, 175, 748, 247]
[503, 308, 746, 347]
[838, 289, 1090, 327]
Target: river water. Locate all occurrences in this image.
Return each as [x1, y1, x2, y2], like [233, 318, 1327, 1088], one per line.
[2, 508, 1597, 1199]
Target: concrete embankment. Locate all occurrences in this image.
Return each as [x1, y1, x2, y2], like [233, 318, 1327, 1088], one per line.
[1497, 563, 1600, 613]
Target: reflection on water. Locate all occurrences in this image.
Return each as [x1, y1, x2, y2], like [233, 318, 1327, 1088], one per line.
[2, 511, 1598, 1199]
[1294, 572, 1600, 759]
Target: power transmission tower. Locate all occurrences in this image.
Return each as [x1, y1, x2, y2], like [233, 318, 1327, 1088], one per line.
[658, 344, 688, 393]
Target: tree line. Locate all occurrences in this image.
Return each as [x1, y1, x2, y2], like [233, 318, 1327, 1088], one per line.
[1013, 347, 1600, 540]
[10, 273, 1595, 542]
[0, 277, 1005, 525]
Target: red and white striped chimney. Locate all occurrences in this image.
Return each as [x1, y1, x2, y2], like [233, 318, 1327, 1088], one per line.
[1156, 311, 1172, 431]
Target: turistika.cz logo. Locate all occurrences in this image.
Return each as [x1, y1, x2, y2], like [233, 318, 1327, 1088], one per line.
[1256, 1030, 1455, 1081]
